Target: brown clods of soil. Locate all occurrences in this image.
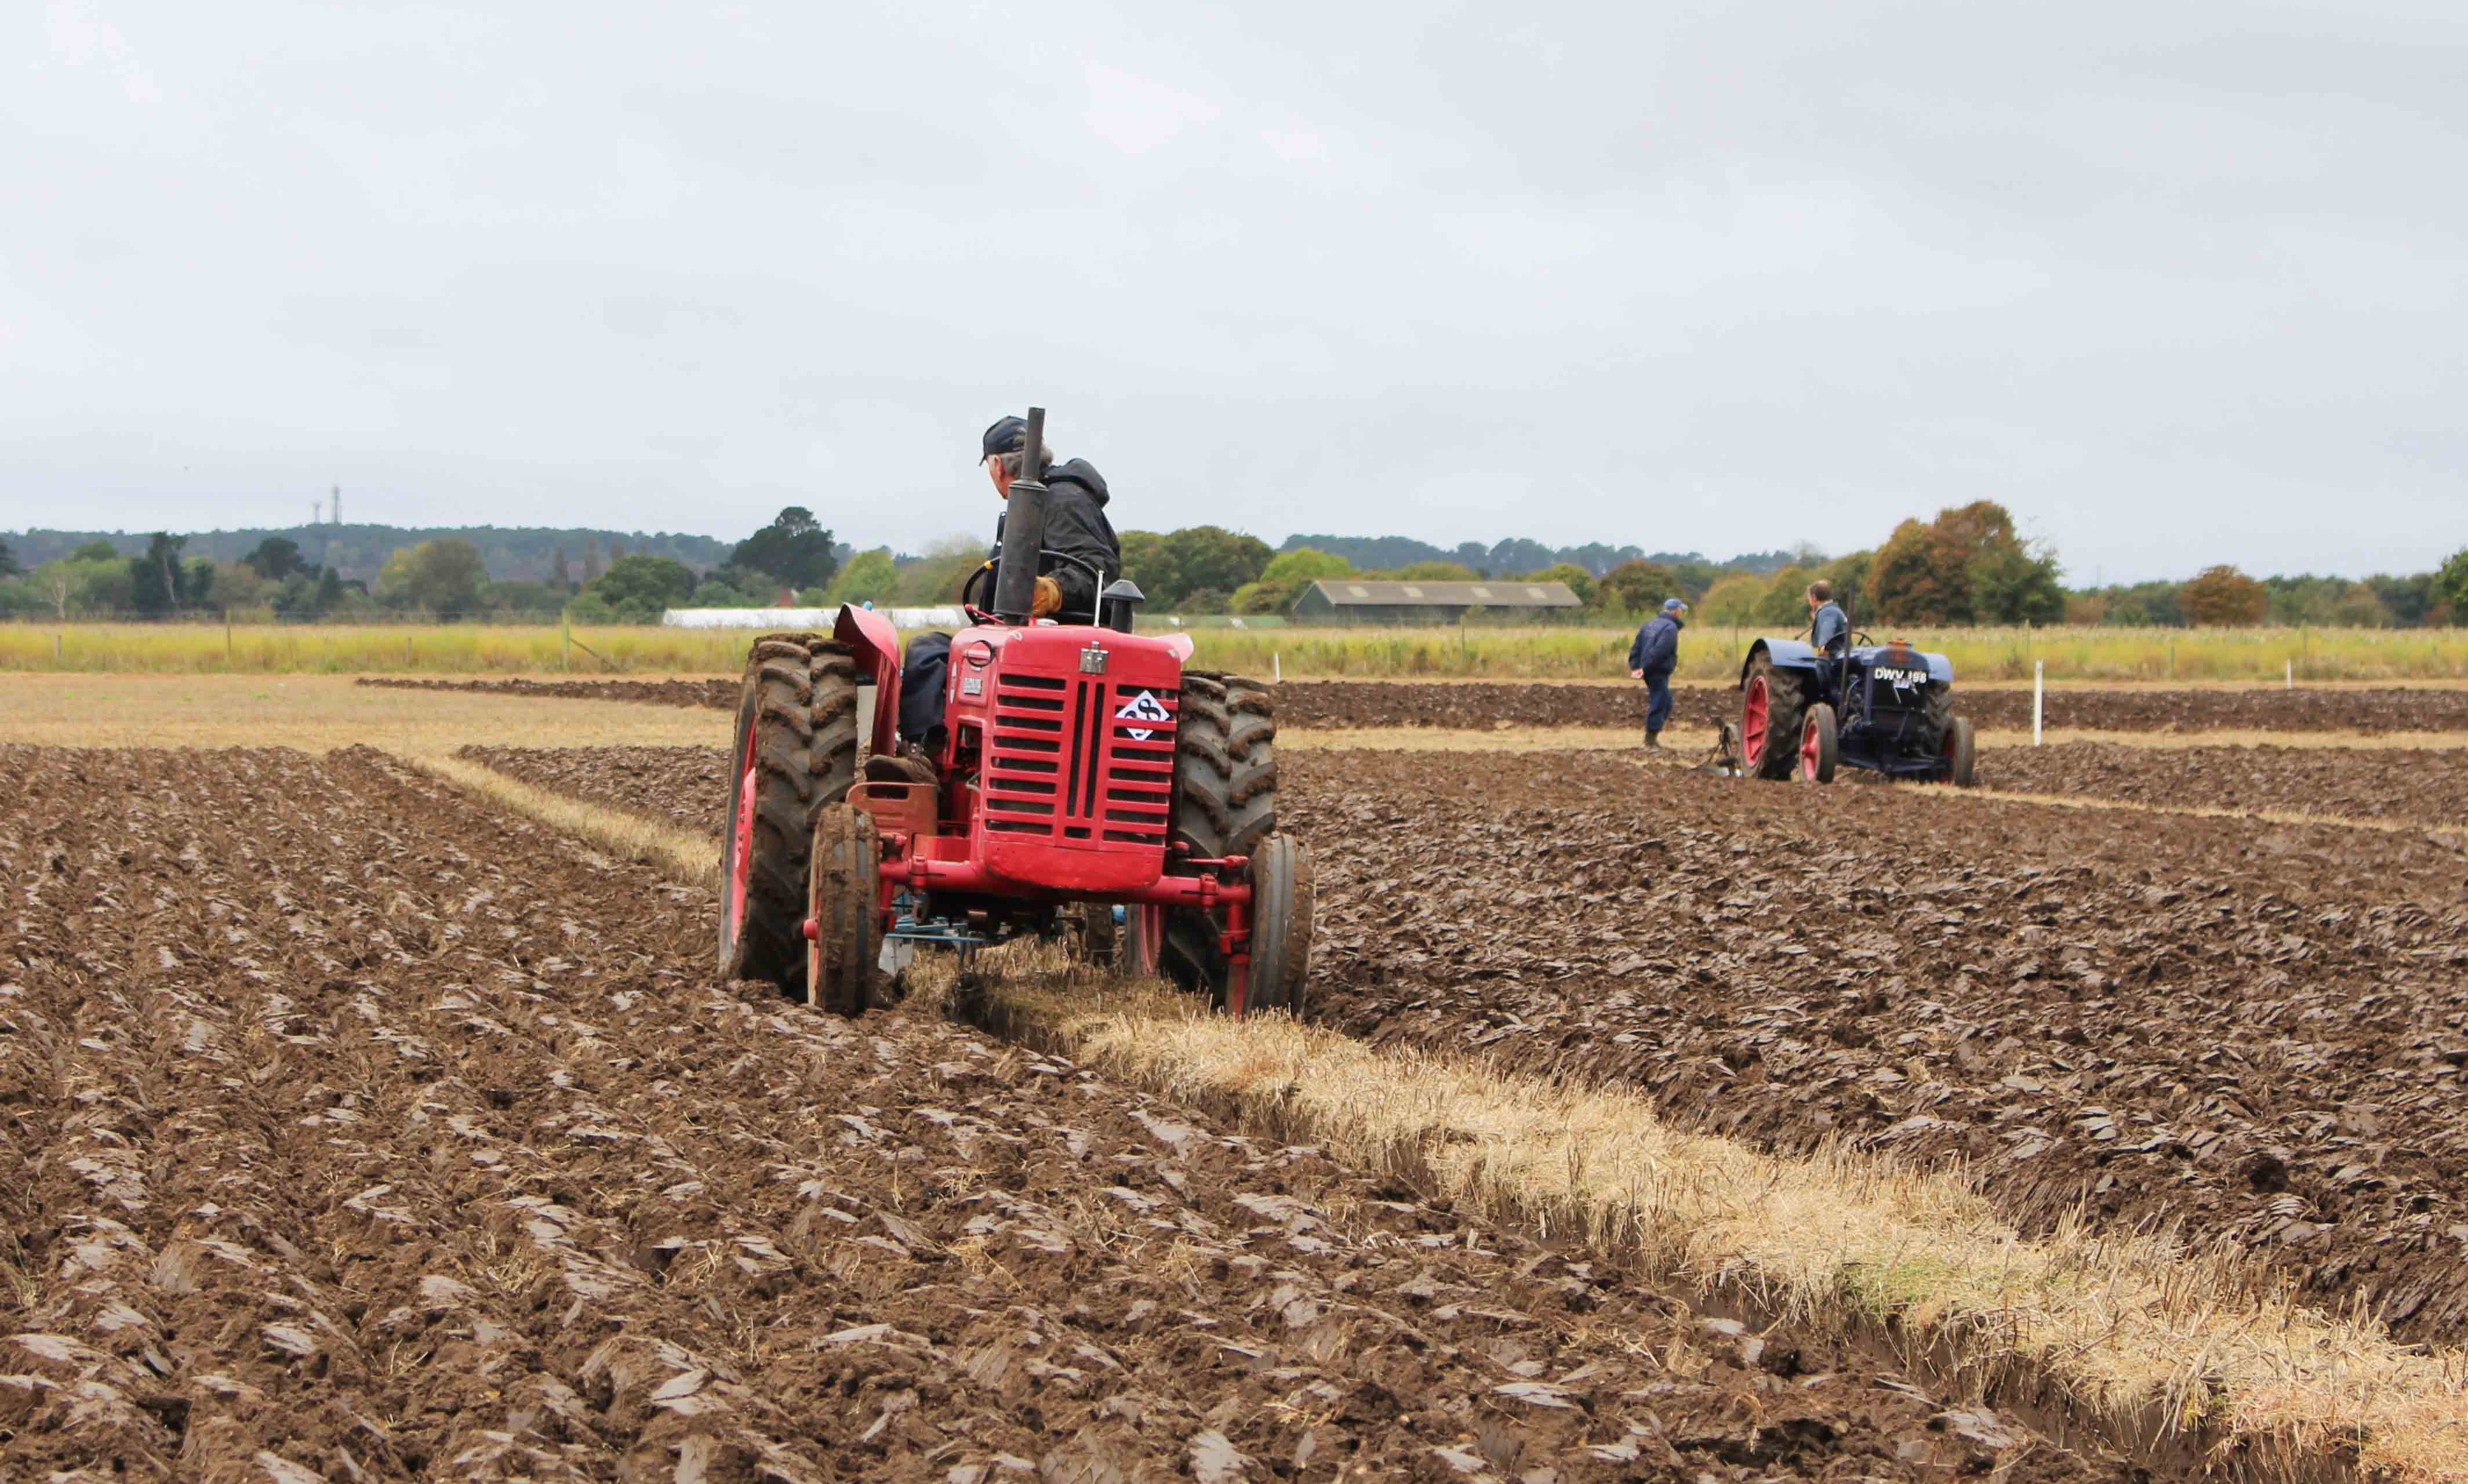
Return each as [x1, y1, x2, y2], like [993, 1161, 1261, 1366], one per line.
[1274, 748, 2468, 1343]
[1982, 740, 2468, 827]
[1, 743, 2132, 1481]
[374, 673, 2468, 733]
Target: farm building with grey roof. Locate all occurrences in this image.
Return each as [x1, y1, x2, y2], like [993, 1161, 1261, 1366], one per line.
[1289, 579, 1584, 624]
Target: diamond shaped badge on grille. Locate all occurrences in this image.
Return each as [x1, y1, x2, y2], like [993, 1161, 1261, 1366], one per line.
[1115, 689, 1169, 740]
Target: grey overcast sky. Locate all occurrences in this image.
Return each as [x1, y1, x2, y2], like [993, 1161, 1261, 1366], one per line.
[5, 2, 2465, 581]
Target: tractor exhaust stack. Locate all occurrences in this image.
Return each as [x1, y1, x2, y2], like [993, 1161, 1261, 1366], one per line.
[991, 405, 1048, 624]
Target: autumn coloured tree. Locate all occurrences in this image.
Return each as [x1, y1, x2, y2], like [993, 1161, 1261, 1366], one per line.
[2178, 565, 2269, 625]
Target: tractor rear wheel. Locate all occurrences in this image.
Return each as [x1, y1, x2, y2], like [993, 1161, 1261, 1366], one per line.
[1241, 834, 1313, 1017]
[1154, 671, 1279, 1005]
[1942, 715, 1977, 787]
[1741, 653, 1807, 781]
[1800, 703, 1839, 784]
[805, 805, 878, 1016]
[719, 634, 860, 994]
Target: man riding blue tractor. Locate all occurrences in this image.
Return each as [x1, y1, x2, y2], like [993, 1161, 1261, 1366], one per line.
[1735, 580, 1977, 785]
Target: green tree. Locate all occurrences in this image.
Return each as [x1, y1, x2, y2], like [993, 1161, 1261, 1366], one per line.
[1260, 547, 1352, 584]
[2179, 564, 2269, 625]
[1698, 573, 1769, 625]
[70, 540, 120, 563]
[1819, 550, 1873, 623]
[586, 552, 698, 621]
[242, 536, 310, 582]
[1526, 562, 1596, 606]
[2434, 549, 2468, 624]
[732, 507, 838, 590]
[1753, 565, 1817, 627]
[484, 579, 569, 615]
[894, 537, 990, 608]
[130, 533, 197, 616]
[377, 539, 490, 615]
[0, 539, 18, 579]
[1386, 560, 1478, 580]
[1593, 560, 1677, 615]
[822, 547, 899, 605]
[1967, 541, 2065, 625]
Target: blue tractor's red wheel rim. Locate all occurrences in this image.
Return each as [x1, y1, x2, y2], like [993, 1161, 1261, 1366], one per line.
[728, 724, 758, 944]
[1800, 712, 1822, 780]
[1942, 719, 1962, 777]
[1742, 675, 1769, 766]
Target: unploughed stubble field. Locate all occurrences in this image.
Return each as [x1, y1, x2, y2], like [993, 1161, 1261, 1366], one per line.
[7, 671, 2468, 1481]
[9, 618, 2468, 681]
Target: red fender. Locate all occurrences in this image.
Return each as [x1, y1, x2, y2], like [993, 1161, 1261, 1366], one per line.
[832, 603, 903, 758]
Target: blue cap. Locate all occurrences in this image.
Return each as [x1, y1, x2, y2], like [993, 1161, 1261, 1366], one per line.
[981, 416, 1028, 459]
[1663, 597, 1688, 612]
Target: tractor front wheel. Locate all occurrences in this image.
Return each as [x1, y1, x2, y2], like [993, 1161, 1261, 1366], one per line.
[1240, 835, 1314, 1017]
[1800, 703, 1839, 784]
[1742, 654, 1807, 781]
[718, 634, 860, 994]
[1942, 715, 1977, 787]
[805, 805, 878, 1016]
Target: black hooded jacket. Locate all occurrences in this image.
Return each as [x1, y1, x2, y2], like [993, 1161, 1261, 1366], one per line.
[990, 457, 1121, 621]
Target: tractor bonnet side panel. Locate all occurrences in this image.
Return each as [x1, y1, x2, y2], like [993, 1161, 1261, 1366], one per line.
[956, 624, 1182, 894]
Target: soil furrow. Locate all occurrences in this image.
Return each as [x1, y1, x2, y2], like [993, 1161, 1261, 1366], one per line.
[372, 674, 2468, 733]
[2, 744, 2125, 1481]
[1273, 749, 2468, 1343]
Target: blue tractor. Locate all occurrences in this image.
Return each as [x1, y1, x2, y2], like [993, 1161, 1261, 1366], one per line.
[1736, 631, 1976, 785]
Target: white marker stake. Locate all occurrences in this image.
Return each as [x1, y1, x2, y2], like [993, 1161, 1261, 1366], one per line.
[1274, 652, 1282, 684]
[2286, 657, 2293, 690]
[2033, 660, 2044, 747]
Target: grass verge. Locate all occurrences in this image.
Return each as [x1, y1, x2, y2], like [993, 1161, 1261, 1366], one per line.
[409, 750, 717, 888]
[12, 620, 2468, 682]
[976, 974, 2468, 1483]
[428, 754, 2468, 1482]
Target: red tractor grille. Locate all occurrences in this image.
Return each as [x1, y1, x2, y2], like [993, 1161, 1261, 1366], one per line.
[983, 674, 1176, 847]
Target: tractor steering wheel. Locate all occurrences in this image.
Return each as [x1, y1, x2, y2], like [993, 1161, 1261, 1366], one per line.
[959, 551, 1110, 625]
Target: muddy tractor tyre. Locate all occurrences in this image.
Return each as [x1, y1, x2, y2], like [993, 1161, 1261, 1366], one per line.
[1741, 653, 1808, 781]
[1154, 671, 1280, 1005]
[719, 634, 860, 994]
[1942, 715, 1978, 788]
[805, 805, 879, 1016]
[1242, 834, 1314, 1017]
[1800, 702, 1839, 784]
[1922, 681, 1954, 754]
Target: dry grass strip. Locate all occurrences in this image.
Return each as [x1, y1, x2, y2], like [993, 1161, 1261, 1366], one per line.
[415, 752, 2468, 1481]
[410, 750, 717, 889]
[976, 976, 2468, 1483]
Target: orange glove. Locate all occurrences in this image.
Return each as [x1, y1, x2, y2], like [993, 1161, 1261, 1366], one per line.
[1031, 576, 1063, 617]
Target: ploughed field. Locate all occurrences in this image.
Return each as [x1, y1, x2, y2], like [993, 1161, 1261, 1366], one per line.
[363, 674, 2468, 733]
[0, 744, 2126, 1481]
[458, 741, 2468, 1347]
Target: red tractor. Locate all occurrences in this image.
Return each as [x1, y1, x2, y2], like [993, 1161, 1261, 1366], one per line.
[715, 409, 1313, 1018]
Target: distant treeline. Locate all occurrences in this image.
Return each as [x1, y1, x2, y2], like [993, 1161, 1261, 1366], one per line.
[6, 525, 735, 585]
[1280, 533, 1797, 580]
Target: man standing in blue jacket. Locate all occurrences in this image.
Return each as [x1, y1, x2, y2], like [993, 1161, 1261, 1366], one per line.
[1627, 597, 1688, 751]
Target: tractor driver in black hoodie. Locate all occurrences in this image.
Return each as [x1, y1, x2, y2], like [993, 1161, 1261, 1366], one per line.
[875, 415, 1122, 784]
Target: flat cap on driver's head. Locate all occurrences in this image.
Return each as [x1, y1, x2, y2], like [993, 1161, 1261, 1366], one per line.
[980, 416, 1029, 459]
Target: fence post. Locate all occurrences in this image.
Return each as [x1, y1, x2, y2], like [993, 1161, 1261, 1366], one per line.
[2033, 660, 2044, 746]
[225, 610, 232, 664]
[54, 632, 63, 665]
[562, 613, 572, 672]
[2286, 656, 2293, 690]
